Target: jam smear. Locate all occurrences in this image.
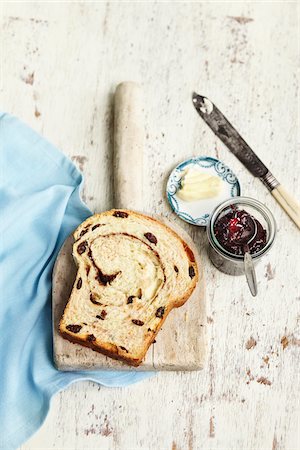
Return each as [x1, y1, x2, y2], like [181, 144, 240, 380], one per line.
[214, 207, 267, 256]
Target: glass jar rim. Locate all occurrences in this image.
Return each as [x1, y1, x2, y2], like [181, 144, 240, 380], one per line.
[207, 196, 276, 261]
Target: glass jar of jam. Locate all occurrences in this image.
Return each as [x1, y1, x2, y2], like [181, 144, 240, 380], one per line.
[207, 197, 276, 276]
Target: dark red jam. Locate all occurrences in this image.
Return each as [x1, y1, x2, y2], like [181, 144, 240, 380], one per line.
[214, 207, 267, 256]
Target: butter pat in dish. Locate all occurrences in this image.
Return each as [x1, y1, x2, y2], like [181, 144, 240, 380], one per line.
[177, 168, 221, 201]
[167, 156, 241, 226]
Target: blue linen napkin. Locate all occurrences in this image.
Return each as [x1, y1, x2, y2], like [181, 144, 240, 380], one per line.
[0, 113, 152, 450]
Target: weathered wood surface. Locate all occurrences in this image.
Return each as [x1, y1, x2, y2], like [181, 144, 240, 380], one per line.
[1, 1, 299, 449]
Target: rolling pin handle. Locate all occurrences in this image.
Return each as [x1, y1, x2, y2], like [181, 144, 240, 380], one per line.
[113, 82, 144, 211]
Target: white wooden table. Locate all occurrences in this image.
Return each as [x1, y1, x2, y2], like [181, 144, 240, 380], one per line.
[1, 2, 299, 449]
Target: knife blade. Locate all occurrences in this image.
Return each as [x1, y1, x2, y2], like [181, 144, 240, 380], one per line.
[192, 93, 273, 181]
[192, 92, 300, 229]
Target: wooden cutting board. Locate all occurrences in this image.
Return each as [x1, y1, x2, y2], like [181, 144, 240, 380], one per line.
[53, 219, 206, 371]
[53, 82, 207, 371]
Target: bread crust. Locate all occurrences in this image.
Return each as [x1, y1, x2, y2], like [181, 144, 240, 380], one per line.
[59, 209, 199, 366]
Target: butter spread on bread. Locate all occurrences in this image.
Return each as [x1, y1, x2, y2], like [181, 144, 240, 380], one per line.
[59, 209, 198, 366]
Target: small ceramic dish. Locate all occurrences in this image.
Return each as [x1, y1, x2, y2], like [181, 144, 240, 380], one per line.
[166, 156, 241, 226]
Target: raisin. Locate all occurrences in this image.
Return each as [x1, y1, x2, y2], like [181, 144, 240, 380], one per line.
[132, 319, 144, 326]
[77, 241, 87, 254]
[113, 211, 128, 218]
[96, 310, 107, 320]
[100, 309, 107, 319]
[189, 266, 195, 279]
[155, 306, 165, 318]
[144, 232, 157, 245]
[76, 277, 82, 289]
[83, 322, 87, 325]
[66, 324, 82, 333]
[120, 346, 128, 353]
[148, 328, 152, 332]
[174, 265, 179, 273]
[90, 293, 101, 305]
[137, 288, 142, 299]
[92, 224, 100, 231]
[127, 296, 134, 304]
[80, 228, 88, 237]
[86, 266, 90, 276]
[87, 334, 96, 342]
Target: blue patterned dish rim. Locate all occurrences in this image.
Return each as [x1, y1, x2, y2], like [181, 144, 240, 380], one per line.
[166, 156, 241, 226]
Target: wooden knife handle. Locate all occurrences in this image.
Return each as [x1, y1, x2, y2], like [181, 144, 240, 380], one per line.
[271, 184, 300, 230]
[114, 82, 144, 210]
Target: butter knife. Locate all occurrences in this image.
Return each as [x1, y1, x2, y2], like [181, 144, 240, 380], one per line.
[192, 93, 300, 230]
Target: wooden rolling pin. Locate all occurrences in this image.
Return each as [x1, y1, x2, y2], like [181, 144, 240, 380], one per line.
[114, 82, 144, 211]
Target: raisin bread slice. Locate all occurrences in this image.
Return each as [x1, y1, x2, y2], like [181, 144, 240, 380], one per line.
[59, 209, 198, 366]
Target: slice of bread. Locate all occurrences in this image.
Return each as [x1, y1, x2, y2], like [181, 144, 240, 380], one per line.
[59, 209, 198, 366]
